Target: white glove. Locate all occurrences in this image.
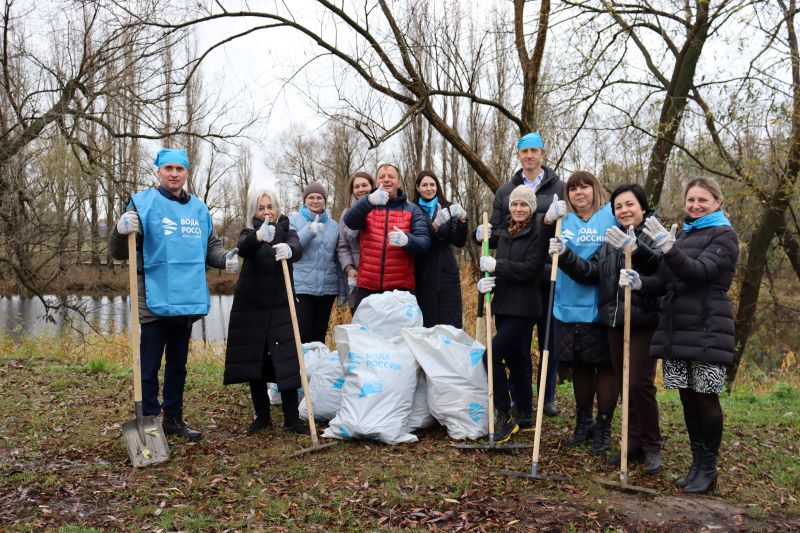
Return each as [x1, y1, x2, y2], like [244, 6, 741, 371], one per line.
[475, 223, 492, 242]
[605, 225, 637, 252]
[477, 276, 496, 294]
[544, 194, 568, 224]
[309, 215, 323, 236]
[618, 269, 642, 291]
[256, 221, 275, 243]
[273, 243, 292, 261]
[388, 226, 408, 247]
[642, 217, 677, 253]
[479, 256, 496, 273]
[548, 237, 565, 257]
[225, 248, 240, 273]
[368, 184, 389, 206]
[449, 203, 467, 222]
[116, 212, 140, 235]
[433, 208, 451, 227]
[347, 276, 357, 289]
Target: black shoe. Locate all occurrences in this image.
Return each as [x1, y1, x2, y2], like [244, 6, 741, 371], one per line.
[643, 451, 662, 474]
[568, 408, 595, 446]
[543, 402, 560, 417]
[283, 421, 310, 435]
[609, 446, 645, 465]
[683, 413, 722, 494]
[493, 411, 519, 444]
[590, 412, 613, 455]
[515, 411, 535, 432]
[162, 417, 202, 442]
[248, 414, 272, 434]
[676, 415, 701, 488]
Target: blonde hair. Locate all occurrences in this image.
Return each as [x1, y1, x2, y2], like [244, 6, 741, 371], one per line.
[684, 177, 724, 203]
[245, 187, 281, 229]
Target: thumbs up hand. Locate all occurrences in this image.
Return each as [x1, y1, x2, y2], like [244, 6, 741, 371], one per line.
[544, 193, 567, 224]
[309, 214, 323, 236]
[368, 184, 389, 206]
[388, 226, 408, 247]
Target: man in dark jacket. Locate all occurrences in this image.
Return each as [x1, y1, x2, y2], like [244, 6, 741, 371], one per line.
[109, 148, 239, 441]
[476, 131, 565, 423]
[344, 163, 431, 310]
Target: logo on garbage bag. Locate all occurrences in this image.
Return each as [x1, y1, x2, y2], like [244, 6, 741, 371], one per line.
[337, 427, 352, 439]
[437, 333, 453, 345]
[331, 377, 345, 390]
[345, 351, 362, 372]
[402, 303, 421, 319]
[358, 381, 383, 398]
[468, 403, 486, 422]
[469, 349, 484, 368]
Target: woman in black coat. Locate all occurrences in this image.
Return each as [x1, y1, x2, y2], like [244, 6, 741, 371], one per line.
[621, 177, 739, 494]
[555, 184, 663, 472]
[478, 185, 546, 443]
[223, 188, 307, 435]
[412, 170, 468, 328]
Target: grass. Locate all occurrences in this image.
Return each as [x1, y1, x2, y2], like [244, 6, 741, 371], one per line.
[1, 332, 798, 531]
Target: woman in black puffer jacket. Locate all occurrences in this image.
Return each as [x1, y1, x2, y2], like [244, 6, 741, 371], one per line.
[556, 184, 663, 472]
[224, 188, 308, 435]
[620, 177, 739, 494]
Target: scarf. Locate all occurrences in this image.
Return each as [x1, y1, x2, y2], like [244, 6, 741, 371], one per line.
[508, 216, 532, 237]
[418, 196, 439, 219]
[683, 209, 731, 233]
[300, 204, 329, 223]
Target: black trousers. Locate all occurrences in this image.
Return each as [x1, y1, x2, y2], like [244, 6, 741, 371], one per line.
[607, 326, 662, 454]
[489, 314, 537, 414]
[140, 319, 193, 418]
[295, 294, 335, 343]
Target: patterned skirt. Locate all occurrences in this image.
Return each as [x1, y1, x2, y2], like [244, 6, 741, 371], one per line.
[662, 358, 726, 394]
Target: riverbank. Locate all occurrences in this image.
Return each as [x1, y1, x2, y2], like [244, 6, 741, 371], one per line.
[0, 334, 798, 530]
[0, 265, 237, 296]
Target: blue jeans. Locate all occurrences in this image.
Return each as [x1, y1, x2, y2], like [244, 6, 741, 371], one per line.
[140, 319, 193, 418]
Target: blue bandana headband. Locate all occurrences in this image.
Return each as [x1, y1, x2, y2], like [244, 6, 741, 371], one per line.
[683, 209, 732, 233]
[154, 148, 190, 169]
[418, 196, 439, 219]
[517, 132, 544, 151]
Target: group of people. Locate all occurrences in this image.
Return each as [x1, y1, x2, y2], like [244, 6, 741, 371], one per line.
[112, 132, 739, 495]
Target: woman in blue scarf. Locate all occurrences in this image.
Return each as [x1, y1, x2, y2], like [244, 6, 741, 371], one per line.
[412, 170, 467, 327]
[620, 177, 739, 494]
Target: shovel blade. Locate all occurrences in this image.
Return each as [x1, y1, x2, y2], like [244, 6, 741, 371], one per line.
[122, 416, 170, 467]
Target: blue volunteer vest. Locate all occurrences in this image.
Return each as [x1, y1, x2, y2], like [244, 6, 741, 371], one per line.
[130, 188, 213, 317]
[554, 203, 616, 323]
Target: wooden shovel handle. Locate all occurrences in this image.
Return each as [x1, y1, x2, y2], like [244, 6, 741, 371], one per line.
[128, 233, 142, 403]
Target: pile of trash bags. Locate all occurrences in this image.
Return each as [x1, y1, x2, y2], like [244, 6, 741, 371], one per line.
[270, 291, 490, 444]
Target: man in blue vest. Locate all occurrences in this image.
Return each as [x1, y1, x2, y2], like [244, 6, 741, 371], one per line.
[109, 148, 239, 441]
[474, 131, 565, 426]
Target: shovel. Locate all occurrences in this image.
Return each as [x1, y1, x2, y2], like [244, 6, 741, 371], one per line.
[280, 259, 336, 457]
[121, 232, 170, 467]
[454, 212, 530, 452]
[594, 243, 657, 494]
[500, 217, 565, 480]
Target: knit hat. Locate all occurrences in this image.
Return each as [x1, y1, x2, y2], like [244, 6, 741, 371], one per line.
[154, 148, 189, 169]
[302, 181, 327, 202]
[516, 132, 544, 151]
[509, 185, 537, 212]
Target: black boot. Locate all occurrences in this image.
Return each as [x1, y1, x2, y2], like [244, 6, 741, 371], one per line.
[683, 413, 722, 494]
[676, 414, 701, 487]
[248, 381, 272, 434]
[281, 389, 310, 435]
[493, 411, 519, 444]
[609, 446, 644, 466]
[568, 408, 595, 446]
[514, 408, 535, 432]
[590, 412, 612, 455]
[162, 416, 202, 442]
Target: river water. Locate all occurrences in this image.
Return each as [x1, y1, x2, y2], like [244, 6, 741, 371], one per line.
[0, 295, 233, 342]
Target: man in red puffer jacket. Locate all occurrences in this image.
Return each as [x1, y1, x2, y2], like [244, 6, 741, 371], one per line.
[343, 163, 431, 310]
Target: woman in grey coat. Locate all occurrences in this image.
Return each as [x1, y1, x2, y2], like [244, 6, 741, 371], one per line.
[337, 172, 374, 313]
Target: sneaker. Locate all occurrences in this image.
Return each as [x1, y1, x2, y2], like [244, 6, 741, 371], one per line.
[543, 402, 560, 417]
[493, 411, 519, 444]
[162, 417, 202, 442]
[643, 451, 662, 474]
[515, 412, 535, 432]
[248, 415, 272, 434]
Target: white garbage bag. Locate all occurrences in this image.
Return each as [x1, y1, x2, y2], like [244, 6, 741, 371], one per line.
[408, 370, 436, 431]
[323, 324, 419, 444]
[352, 290, 422, 337]
[267, 342, 323, 406]
[298, 343, 344, 423]
[401, 325, 489, 440]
